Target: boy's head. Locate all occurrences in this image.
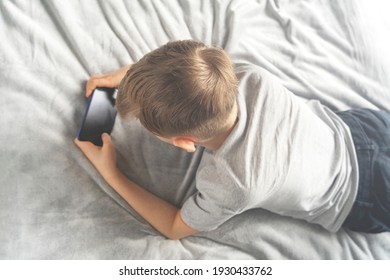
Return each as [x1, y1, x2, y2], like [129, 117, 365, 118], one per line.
[117, 40, 238, 143]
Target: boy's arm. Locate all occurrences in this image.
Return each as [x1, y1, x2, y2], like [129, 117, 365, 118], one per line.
[74, 134, 198, 240]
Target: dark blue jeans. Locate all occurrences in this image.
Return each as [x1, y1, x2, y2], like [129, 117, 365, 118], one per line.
[337, 109, 390, 233]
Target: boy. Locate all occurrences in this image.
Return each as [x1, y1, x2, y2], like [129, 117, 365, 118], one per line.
[75, 40, 390, 240]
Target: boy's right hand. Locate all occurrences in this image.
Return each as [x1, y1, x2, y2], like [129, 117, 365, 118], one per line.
[86, 65, 132, 97]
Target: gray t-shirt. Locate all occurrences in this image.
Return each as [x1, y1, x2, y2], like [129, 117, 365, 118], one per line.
[180, 64, 359, 232]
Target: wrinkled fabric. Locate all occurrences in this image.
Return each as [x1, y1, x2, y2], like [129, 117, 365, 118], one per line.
[1, 0, 390, 259]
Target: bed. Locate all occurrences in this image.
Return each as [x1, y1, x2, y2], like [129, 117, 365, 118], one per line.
[1, 0, 390, 259]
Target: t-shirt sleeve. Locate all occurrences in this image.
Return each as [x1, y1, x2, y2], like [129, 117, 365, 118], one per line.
[180, 164, 248, 232]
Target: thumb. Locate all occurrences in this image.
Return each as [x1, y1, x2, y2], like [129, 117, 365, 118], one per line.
[101, 133, 112, 146]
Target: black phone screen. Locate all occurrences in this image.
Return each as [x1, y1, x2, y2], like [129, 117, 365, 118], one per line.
[77, 87, 117, 146]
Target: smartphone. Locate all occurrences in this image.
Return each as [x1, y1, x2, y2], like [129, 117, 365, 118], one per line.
[77, 87, 117, 146]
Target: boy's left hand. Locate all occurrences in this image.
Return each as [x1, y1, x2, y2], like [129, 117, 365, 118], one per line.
[75, 133, 198, 239]
[74, 133, 118, 181]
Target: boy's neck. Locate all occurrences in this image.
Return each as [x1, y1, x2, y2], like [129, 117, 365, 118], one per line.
[197, 106, 239, 151]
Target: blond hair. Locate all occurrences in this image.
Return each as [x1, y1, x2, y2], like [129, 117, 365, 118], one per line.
[116, 40, 238, 139]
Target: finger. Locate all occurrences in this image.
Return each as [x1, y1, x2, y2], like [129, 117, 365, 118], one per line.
[74, 138, 93, 150]
[74, 138, 100, 156]
[85, 76, 98, 97]
[85, 75, 114, 97]
[74, 137, 82, 147]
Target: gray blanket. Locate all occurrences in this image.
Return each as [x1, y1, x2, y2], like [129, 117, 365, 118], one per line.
[1, 0, 390, 259]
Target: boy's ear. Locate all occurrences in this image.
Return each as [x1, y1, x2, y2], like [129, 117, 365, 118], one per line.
[172, 137, 197, 153]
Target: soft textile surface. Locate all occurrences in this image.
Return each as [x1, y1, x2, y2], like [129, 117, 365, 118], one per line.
[1, 0, 390, 259]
